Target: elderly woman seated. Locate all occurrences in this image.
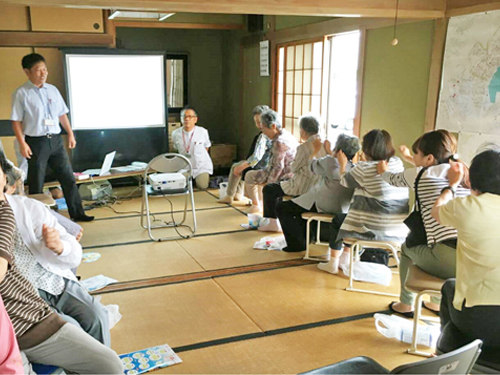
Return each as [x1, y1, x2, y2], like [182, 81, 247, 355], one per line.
[243, 109, 299, 214]
[276, 134, 361, 250]
[218, 105, 272, 205]
[4, 160, 83, 241]
[258, 114, 327, 232]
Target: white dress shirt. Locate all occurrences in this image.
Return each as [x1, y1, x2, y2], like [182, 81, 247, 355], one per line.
[11, 81, 69, 136]
[171, 125, 213, 178]
[6, 194, 81, 281]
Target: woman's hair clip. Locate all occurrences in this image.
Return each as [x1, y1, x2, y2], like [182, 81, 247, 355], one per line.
[450, 153, 459, 162]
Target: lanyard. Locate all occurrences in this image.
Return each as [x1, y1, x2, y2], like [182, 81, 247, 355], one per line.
[182, 128, 196, 153]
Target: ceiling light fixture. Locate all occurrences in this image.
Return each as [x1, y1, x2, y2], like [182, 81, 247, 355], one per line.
[108, 10, 120, 19]
[159, 13, 175, 21]
[391, 0, 400, 46]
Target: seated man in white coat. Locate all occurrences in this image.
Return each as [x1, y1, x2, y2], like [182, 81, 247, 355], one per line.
[171, 106, 213, 189]
[5, 192, 110, 347]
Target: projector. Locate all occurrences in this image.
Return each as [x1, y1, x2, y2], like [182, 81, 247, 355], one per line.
[148, 173, 186, 193]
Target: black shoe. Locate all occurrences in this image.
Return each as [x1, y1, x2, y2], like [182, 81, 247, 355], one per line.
[389, 302, 414, 318]
[72, 215, 94, 222]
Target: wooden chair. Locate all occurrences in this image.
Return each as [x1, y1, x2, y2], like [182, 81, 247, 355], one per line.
[405, 265, 446, 357]
[301, 212, 334, 261]
[344, 238, 401, 297]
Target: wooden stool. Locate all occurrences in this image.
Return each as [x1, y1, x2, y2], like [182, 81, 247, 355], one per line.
[301, 212, 334, 261]
[344, 238, 401, 297]
[405, 265, 446, 357]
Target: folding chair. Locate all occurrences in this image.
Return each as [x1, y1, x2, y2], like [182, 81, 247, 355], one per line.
[140, 153, 196, 241]
[301, 212, 334, 261]
[344, 238, 401, 297]
[300, 339, 482, 375]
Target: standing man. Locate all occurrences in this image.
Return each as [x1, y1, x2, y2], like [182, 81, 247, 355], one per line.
[11, 53, 93, 222]
[171, 106, 213, 189]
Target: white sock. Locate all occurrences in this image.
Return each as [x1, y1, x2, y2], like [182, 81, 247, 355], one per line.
[318, 257, 340, 274]
[258, 218, 282, 232]
[339, 251, 350, 267]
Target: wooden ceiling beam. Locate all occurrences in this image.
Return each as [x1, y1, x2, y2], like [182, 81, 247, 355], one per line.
[0, 0, 446, 19]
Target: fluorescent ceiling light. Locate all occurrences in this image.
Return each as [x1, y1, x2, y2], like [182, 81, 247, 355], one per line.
[108, 10, 120, 19]
[159, 13, 175, 21]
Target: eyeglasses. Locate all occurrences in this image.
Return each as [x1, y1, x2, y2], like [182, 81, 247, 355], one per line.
[182, 115, 197, 119]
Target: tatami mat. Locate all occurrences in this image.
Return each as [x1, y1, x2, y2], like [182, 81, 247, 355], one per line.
[156, 318, 422, 374]
[99, 279, 262, 354]
[84, 190, 222, 219]
[78, 241, 204, 282]
[80, 206, 247, 248]
[214, 264, 399, 331]
[177, 231, 303, 270]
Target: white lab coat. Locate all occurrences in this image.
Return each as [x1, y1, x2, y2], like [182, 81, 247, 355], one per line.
[171, 125, 213, 178]
[6, 194, 81, 280]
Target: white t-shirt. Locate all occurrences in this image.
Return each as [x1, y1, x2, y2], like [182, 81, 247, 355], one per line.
[171, 125, 213, 178]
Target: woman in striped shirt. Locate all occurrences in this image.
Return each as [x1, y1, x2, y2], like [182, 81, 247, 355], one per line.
[378, 130, 470, 317]
[318, 129, 410, 274]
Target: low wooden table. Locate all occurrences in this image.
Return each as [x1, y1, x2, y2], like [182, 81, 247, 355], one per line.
[41, 169, 146, 189]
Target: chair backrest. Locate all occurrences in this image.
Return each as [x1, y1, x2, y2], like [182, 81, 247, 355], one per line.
[145, 153, 192, 176]
[391, 339, 482, 374]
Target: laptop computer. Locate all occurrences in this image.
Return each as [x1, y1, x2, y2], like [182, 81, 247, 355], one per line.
[82, 151, 116, 176]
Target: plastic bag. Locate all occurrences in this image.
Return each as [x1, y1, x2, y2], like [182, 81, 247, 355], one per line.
[94, 296, 122, 330]
[341, 260, 392, 286]
[81, 274, 117, 292]
[219, 182, 228, 199]
[253, 235, 287, 251]
[105, 304, 123, 330]
[374, 313, 439, 348]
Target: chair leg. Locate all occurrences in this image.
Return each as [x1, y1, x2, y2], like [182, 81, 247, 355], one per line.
[190, 184, 197, 234]
[303, 218, 312, 260]
[407, 290, 440, 357]
[345, 241, 399, 297]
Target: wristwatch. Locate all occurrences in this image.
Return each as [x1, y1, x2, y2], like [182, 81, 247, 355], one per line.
[441, 186, 456, 197]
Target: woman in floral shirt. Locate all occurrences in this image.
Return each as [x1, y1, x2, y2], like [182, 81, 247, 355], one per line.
[243, 109, 299, 213]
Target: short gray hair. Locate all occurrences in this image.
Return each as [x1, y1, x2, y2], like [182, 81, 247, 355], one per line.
[253, 105, 269, 116]
[5, 160, 25, 195]
[299, 115, 320, 135]
[334, 134, 361, 160]
[260, 110, 282, 130]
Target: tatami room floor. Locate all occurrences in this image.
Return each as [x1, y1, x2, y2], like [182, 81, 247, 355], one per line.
[75, 189, 430, 374]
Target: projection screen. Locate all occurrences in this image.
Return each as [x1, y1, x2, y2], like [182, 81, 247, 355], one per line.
[65, 54, 166, 130]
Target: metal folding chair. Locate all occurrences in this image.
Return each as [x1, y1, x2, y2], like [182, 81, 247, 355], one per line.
[140, 153, 196, 241]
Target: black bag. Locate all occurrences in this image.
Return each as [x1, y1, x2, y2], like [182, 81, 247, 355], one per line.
[360, 248, 390, 266]
[403, 168, 428, 248]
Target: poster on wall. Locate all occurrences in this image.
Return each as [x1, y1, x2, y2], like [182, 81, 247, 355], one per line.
[260, 40, 270, 77]
[436, 10, 500, 135]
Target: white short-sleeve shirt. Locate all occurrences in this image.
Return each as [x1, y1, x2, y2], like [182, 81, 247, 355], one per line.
[11, 81, 69, 136]
[171, 125, 213, 178]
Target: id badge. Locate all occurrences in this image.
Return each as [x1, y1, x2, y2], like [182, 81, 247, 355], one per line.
[44, 118, 55, 126]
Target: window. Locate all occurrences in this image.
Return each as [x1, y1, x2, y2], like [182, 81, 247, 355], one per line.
[275, 31, 362, 144]
[276, 40, 324, 140]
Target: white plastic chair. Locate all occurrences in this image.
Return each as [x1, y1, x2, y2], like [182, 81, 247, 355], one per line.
[140, 153, 196, 241]
[344, 238, 401, 297]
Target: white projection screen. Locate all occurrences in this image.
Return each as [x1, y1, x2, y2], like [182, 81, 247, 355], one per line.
[65, 54, 166, 130]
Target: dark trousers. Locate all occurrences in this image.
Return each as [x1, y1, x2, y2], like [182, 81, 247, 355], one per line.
[277, 200, 333, 252]
[25, 135, 85, 219]
[440, 279, 500, 349]
[328, 213, 347, 250]
[263, 183, 286, 218]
